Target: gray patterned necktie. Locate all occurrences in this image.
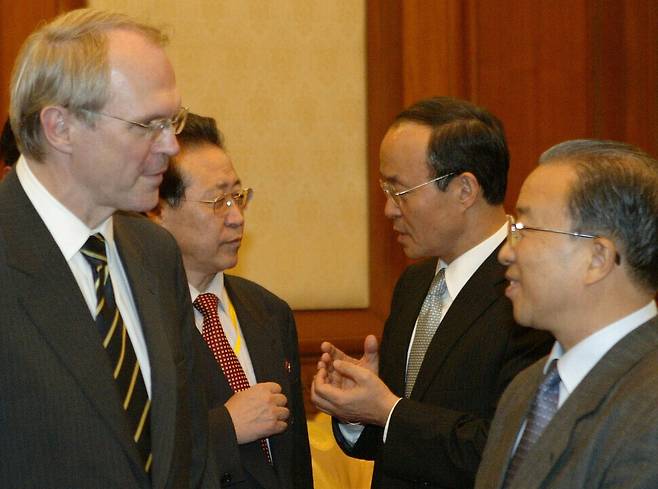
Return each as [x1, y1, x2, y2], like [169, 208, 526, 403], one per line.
[405, 268, 447, 398]
[503, 359, 561, 488]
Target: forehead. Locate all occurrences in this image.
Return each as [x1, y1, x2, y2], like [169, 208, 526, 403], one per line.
[105, 29, 179, 114]
[177, 144, 238, 189]
[380, 122, 433, 180]
[517, 162, 576, 221]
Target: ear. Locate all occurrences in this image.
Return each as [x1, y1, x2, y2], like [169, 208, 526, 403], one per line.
[585, 237, 618, 285]
[454, 172, 480, 209]
[40, 106, 73, 155]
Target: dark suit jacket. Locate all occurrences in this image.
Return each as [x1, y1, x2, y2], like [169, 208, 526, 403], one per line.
[334, 252, 553, 489]
[476, 316, 658, 489]
[198, 274, 313, 489]
[0, 171, 215, 489]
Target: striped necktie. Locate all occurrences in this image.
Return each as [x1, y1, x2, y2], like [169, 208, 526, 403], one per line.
[194, 292, 273, 465]
[81, 233, 152, 473]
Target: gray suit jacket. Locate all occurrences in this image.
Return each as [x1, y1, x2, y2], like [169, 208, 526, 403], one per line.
[334, 253, 553, 489]
[0, 171, 215, 488]
[199, 274, 313, 489]
[476, 316, 658, 489]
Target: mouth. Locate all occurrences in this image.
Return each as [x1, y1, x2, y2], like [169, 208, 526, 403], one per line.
[504, 273, 520, 298]
[225, 237, 243, 246]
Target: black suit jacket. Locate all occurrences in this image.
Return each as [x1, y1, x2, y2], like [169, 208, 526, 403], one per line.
[0, 171, 215, 489]
[198, 274, 313, 489]
[334, 251, 553, 489]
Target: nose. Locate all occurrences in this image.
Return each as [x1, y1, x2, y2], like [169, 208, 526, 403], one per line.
[383, 195, 401, 219]
[498, 239, 515, 266]
[223, 201, 245, 227]
[153, 127, 180, 156]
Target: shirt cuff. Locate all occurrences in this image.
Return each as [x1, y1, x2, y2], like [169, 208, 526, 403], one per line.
[337, 421, 365, 447]
[382, 397, 403, 443]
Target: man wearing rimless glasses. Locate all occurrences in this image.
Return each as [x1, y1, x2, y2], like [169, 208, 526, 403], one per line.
[150, 113, 312, 489]
[476, 140, 658, 489]
[0, 9, 217, 488]
[312, 97, 552, 489]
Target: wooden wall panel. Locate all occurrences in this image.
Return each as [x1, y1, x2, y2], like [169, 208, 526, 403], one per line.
[0, 0, 85, 124]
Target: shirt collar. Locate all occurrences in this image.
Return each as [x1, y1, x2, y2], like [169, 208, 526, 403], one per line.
[436, 223, 507, 299]
[16, 156, 114, 261]
[545, 301, 658, 395]
[189, 272, 227, 312]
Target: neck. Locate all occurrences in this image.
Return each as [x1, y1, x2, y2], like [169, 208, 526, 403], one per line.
[444, 204, 506, 263]
[552, 286, 654, 351]
[186, 267, 218, 293]
[27, 157, 113, 228]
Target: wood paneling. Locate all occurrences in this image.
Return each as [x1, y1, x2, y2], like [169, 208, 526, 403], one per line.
[298, 0, 657, 406]
[0, 0, 85, 123]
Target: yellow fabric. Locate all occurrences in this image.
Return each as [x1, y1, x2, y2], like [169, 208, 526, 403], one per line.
[225, 296, 242, 354]
[308, 412, 374, 489]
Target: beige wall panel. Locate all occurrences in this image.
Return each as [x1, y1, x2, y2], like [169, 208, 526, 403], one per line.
[90, 0, 369, 309]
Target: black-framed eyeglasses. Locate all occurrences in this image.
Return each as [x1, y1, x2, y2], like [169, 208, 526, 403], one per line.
[84, 106, 189, 139]
[186, 188, 253, 214]
[379, 172, 456, 206]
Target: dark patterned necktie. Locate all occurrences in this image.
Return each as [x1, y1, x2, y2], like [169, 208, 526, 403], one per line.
[194, 292, 273, 465]
[503, 359, 561, 488]
[405, 268, 447, 397]
[81, 233, 152, 473]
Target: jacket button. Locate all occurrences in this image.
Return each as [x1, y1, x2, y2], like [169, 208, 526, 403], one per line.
[220, 472, 232, 485]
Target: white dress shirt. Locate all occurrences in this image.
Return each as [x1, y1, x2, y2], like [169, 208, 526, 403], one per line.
[547, 301, 658, 407]
[16, 156, 152, 396]
[340, 223, 508, 444]
[189, 272, 257, 386]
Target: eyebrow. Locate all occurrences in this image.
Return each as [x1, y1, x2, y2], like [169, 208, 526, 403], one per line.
[515, 205, 531, 218]
[212, 178, 242, 192]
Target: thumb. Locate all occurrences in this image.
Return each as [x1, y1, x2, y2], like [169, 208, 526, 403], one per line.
[364, 334, 379, 355]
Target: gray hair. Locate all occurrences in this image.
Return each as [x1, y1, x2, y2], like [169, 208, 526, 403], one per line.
[540, 139, 658, 291]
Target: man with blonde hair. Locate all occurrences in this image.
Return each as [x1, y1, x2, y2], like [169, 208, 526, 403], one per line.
[1, 8, 216, 488]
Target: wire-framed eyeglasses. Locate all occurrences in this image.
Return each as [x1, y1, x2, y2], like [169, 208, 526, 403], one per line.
[379, 172, 456, 206]
[84, 106, 189, 139]
[506, 215, 597, 246]
[186, 188, 253, 214]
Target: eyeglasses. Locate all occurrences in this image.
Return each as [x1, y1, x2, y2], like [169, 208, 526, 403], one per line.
[506, 215, 597, 246]
[379, 172, 456, 206]
[186, 188, 253, 214]
[84, 106, 189, 139]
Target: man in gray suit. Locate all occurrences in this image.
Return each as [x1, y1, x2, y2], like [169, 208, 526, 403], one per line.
[475, 140, 658, 489]
[1, 9, 215, 488]
[150, 113, 313, 489]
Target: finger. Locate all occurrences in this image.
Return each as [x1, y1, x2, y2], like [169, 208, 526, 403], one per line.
[320, 341, 334, 354]
[271, 393, 288, 406]
[364, 334, 379, 354]
[276, 406, 290, 421]
[333, 359, 367, 381]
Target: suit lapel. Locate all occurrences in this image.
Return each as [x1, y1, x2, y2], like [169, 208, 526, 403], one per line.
[114, 215, 177, 488]
[0, 174, 146, 477]
[412, 250, 505, 399]
[224, 275, 281, 489]
[511, 317, 658, 489]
